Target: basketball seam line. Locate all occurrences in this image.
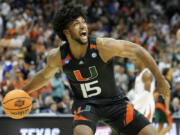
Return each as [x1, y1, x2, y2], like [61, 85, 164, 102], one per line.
[3, 97, 31, 104]
[3, 103, 32, 110]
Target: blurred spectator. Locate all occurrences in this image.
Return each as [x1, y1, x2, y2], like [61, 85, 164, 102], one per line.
[40, 96, 54, 111]
[0, 13, 3, 38]
[35, 81, 52, 101]
[41, 101, 59, 115]
[0, 95, 3, 114]
[30, 98, 40, 114]
[8, 68, 28, 90]
[0, 0, 11, 18]
[170, 97, 180, 115]
[41, 96, 59, 115]
[50, 71, 72, 113]
[173, 64, 180, 84]
[50, 71, 65, 103]
[114, 64, 128, 91]
[28, 62, 36, 79]
[172, 82, 180, 100]
[0, 71, 11, 95]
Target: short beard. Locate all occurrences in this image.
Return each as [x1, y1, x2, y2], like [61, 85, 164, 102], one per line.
[70, 32, 88, 45]
[74, 38, 88, 45]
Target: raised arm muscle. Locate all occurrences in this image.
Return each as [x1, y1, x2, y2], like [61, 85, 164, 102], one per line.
[97, 38, 164, 82]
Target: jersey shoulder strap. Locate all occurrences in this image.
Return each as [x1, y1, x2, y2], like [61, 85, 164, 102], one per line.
[60, 42, 69, 59]
[88, 36, 96, 45]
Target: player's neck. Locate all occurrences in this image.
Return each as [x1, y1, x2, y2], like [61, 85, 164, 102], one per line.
[68, 39, 88, 59]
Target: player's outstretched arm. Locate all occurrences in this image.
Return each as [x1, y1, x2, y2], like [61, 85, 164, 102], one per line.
[97, 38, 170, 99]
[177, 28, 180, 40]
[97, 38, 163, 79]
[23, 47, 62, 94]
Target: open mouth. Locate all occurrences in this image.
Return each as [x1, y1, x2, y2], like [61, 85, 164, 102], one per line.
[80, 31, 87, 37]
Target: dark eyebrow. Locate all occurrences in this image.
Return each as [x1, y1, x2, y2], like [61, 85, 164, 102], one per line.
[70, 20, 79, 25]
[66, 20, 78, 28]
[67, 18, 85, 28]
[73, 20, 79, 23]
[73, 17, 85, 23]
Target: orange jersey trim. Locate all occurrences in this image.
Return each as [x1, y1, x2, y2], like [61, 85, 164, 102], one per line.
[90, 44, 97, 50]
[144, 107, 152, 121]
[74, 107, 91, 121]
[74, 115, 90, 121]
[155, 103, 173, 123]
[124, 104, 134, 126]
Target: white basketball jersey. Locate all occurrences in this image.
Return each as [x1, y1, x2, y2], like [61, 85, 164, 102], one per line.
[132, 68, 155, 122]
[134, 68, 155, 94]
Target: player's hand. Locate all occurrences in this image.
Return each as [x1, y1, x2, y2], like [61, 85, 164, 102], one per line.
[177, 28, 180, 41]
[166, 109, 171, 115]
[156, 79, 170, 100]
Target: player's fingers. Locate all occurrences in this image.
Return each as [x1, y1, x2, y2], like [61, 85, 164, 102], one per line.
[160, 93, 167, 100]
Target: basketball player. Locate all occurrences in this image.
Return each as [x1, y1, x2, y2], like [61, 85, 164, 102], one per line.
[154, 68, 173, 135]
[127, 58, 155, 122]
[22, 3, 170, 135]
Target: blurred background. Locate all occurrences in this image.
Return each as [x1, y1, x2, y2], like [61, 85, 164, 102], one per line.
[0, 0, 180, 134]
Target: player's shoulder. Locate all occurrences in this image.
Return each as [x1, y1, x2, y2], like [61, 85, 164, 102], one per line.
[96, 37, 116, 49]
[96, 37, 115, 45]
[46, 47, 61, 66]
[47, 47, 60, 58]
[96, 37, 119, 62]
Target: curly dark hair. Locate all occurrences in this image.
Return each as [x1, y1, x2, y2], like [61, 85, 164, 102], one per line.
[52, 3, 87, 41]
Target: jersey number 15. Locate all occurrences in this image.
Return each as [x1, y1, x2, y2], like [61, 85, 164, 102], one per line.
[80, 80, 101, 98]
[73, 66, 102, 98]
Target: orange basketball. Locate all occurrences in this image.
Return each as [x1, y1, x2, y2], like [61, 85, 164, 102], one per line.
[2, 89, 32, 119]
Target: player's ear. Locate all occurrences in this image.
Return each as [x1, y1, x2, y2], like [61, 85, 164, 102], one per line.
[63, 29, 69, 37]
